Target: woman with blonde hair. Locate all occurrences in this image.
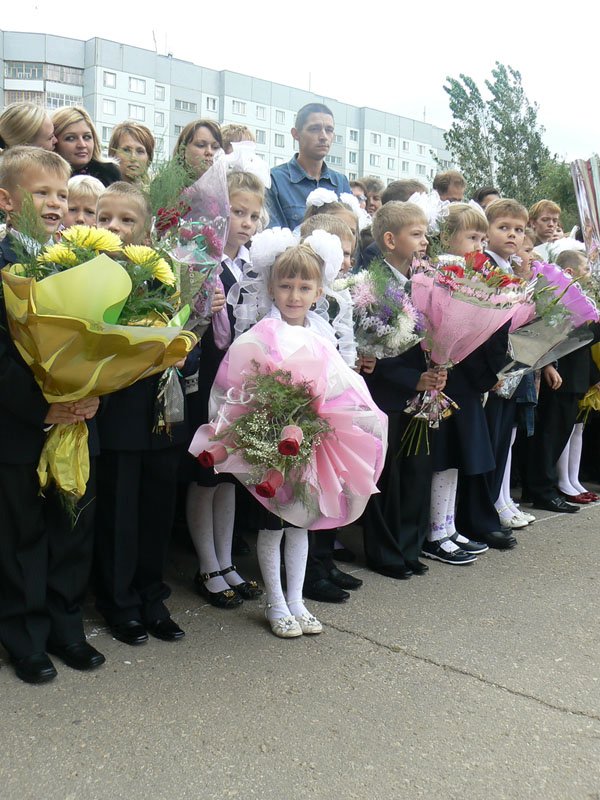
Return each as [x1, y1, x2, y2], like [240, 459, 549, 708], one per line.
[0, 102, 56, 151]
[52, 106, 120, 186]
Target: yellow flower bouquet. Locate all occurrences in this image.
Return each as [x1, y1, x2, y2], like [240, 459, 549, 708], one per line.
[1, 225, 196, 500]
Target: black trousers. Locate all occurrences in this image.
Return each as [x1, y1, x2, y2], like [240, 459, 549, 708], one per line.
[304, 530, 337, 583]
[0, 461, 96, 659]
[527, 389, 579, 502]
[362, 412, 432, 568]
[94, 447, 182, 625]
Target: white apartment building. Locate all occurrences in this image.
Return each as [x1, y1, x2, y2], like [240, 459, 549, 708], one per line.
[0, 30, 453, 185]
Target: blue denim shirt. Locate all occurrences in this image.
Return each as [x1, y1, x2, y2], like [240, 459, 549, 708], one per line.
[266, 155, 351, 230]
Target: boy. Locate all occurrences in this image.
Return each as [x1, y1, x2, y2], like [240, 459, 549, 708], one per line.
[0, 146, 103, 683]
[64, 174, 104, 228]
[362, 202, 446, 579]
[93, 180, 187, 644]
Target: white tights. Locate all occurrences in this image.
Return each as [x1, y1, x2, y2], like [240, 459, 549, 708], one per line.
[257, 528, 311, 622]
[557, 423, 587, 496]
[495, 426, 520, 517]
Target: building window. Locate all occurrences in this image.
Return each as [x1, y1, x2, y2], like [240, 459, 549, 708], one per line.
[174, 124, 184, 135]
[369, 154, 380, 167]
[348, 172, 357, 181]
[388, 136, 396, 149]
[275, 110, 285, 124]
[348, 151, 357, 164]
[402, 140, 409, 151]
[101, 126, 112, 143]
[255, 129, 266, 145]
[155, 137, 164, 154]
[103, 99, 116, 116]
[175, 99, 197, 113]
[334, 134, 343, 144]
[154, 111, 165, 127]
[44, 64, 84, 85]
[4, 89, 44, 105]
[155, 84, 166, 101]
[370, 133, 381, 145]
[128, 103, 145, 121]
[349, 129, 359, 142]
[206, 96, 217, 112]
[128, 77, 146, 94]
[103, 71, 116, 89]
[256, 152, 265, 160]
[402, 161, 409, 172]
[4, 61, 43, 79]
[273, 156, 286, 166]
[256, 105, 266, 120]
[325, 155, 342, 166]
[232, 100, 246, 115]
[417, 144, 425, 155]
[274, 133, 285, 148]
[388, 157, 395, 170]
[45, 92, 80, 109]
[416, 164, 426, 175]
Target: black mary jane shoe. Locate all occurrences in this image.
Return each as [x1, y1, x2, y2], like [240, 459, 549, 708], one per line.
[220, 565, 263, 600]
[193, 570, 243, 609]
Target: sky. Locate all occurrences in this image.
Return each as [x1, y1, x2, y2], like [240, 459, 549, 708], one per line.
[2, 0, 598, 160]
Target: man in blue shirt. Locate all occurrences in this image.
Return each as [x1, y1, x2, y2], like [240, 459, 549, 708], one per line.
[266, 103, 351, 230]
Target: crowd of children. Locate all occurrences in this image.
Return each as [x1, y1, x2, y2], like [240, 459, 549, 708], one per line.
[0, 100, 598, 685]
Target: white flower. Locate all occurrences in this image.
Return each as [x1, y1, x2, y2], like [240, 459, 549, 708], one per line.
[305, 188, 338, 208]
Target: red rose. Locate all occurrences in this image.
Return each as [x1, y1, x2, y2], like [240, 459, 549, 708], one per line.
[255, 469, 284, 498]
[197, 450, 215, 468]
[197, 443, 228, 468]
[443, 265, 465, 278]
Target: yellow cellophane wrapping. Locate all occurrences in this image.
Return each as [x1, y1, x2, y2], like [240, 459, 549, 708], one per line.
[2, 255, 196, 498]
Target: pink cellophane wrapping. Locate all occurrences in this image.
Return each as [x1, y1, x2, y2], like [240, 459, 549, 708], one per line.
[410, 272, 528, 365]
[189, 318, 388, 529]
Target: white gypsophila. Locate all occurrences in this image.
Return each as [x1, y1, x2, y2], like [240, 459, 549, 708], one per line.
[305, 188, 338, 208]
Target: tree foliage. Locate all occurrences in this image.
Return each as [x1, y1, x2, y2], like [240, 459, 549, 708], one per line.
[443, 63, 552, 207]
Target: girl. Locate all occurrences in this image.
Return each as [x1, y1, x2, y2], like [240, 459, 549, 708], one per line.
[52, 107, 121, 187]
[173, 119, 222, 180]
[0, 101, 56, 151]
[108, 122, 155, 185]
[185, 171, 265, 609]
[424, 204, 497, 564]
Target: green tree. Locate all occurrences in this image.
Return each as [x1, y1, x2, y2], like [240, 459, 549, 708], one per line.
[535, 158, 579, 231]
[443, 63, 551, 206]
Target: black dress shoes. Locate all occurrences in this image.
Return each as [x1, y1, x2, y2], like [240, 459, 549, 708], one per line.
[47, 641, 106, 671]
[110, 620, 149, 646]
[530, 495, 580, 513]
[146, 618, 185, 641]
[369, 564, 413, 580]
[406, 559, 429, 575]
[12, 653, 57, 684]
[476, 530, 517, 550]
[328, 566, 363, 590]
[303, 578, 350, 602]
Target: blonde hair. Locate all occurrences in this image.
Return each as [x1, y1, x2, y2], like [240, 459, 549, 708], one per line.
[529, 199, 561, 222]
[0, 102, 49, 150]
[108, 122, 155, 164]
[97, 181, 152, 229]
[52, 106, 103, 162]
[486, 198, 528, 224]
[67, 174, 104, 202]
[0, 145, 71, 190]
[440, 203, 488, 248]
[300, 213, 353, 243]
[555, 249, 587, 272]
[371, 201, 427, 252]
[227, 171, 265, 202]
[221, 124, 255, 153]
[270, 244, 323, 285]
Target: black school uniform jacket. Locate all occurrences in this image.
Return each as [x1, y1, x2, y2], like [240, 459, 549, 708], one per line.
[72, 159, 121, 187]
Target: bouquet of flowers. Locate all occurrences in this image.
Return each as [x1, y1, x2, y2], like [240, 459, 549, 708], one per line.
[2, 225, 196, 501]
[404, 253, 533, 443]
[189, 317, 388, 529]
[335, 259, 425, 359]
[503, 260, 599, 373]
[150, 156, 229, 335]
[571, 157, 600, 273]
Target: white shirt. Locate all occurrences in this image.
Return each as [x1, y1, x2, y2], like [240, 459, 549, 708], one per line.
[222, 245, 251, 282]
[485, 250, 513, 273]
[384, 259, 409, 287]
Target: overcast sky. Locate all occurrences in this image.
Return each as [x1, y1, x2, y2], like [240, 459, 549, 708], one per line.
[3, 1, 597, 160]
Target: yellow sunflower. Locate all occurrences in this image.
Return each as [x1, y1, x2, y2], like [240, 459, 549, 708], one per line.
[38, 243, 79, 267]
[61, 225, 122, 252]
[122, 245, 176, 286]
